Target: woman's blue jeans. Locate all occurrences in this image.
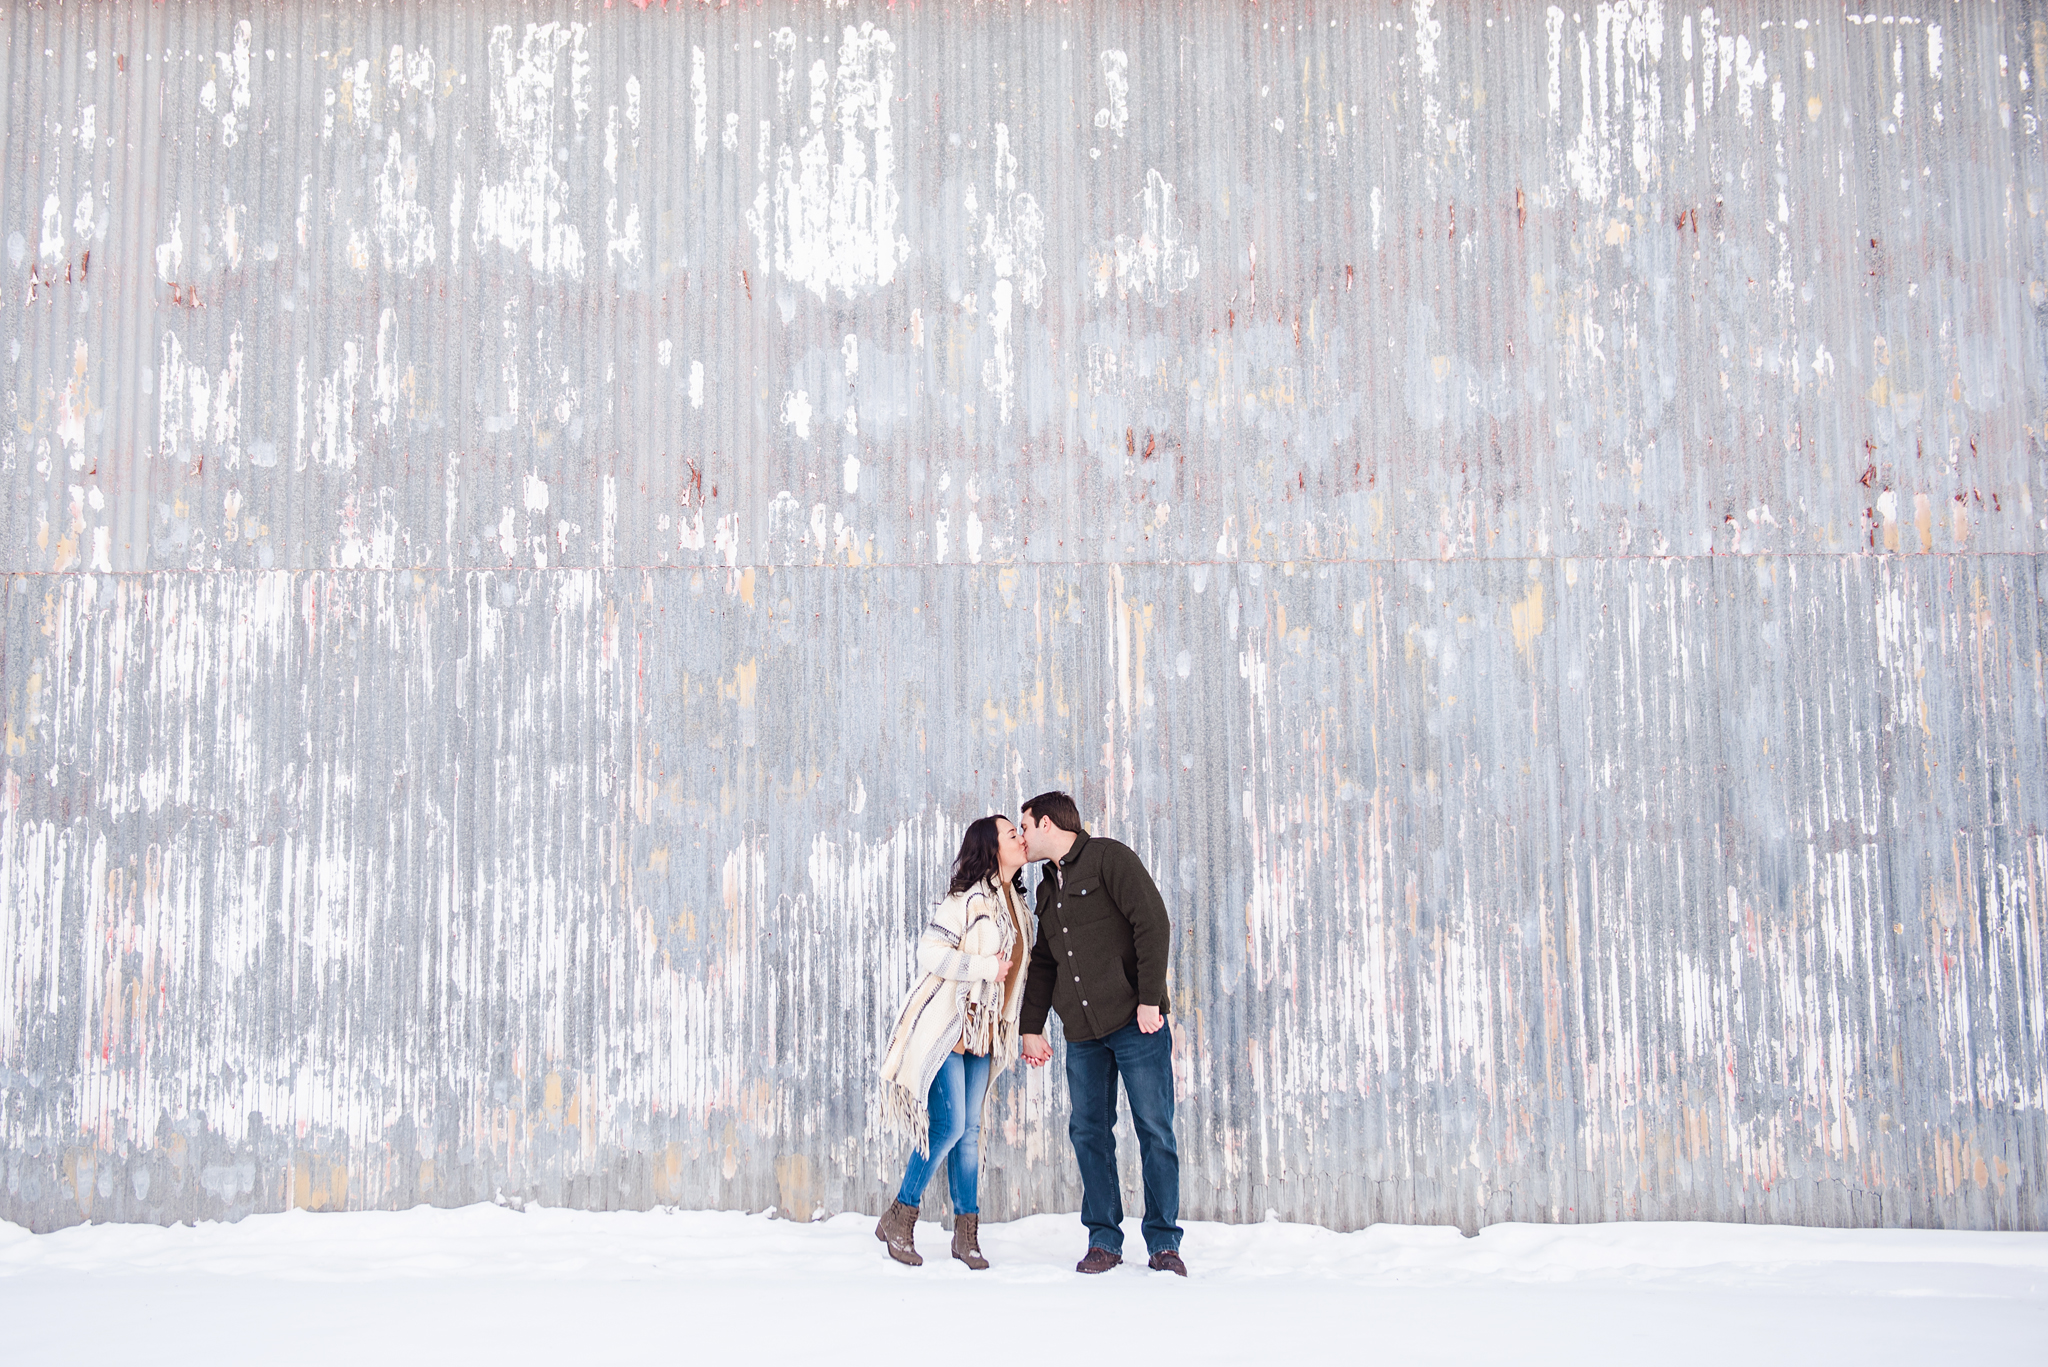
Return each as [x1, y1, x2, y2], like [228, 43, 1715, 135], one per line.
[894, 1051, 991, 1214]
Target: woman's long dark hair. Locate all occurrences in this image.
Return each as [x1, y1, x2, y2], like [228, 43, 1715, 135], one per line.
[947, 816, 1005, 896]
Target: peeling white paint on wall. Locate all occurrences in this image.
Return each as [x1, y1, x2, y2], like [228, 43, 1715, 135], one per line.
[1562, 1, 1676, 205]
[154, 212, 182, 280]
[974, 124, 1045, 426]
[374, 134, 436, 272]
[474, 22, 589, 278]
[295, 342, 362, 471]
[158, 331, 244, 470]
[1096, 169, 1198, 303]
[781, 389, 812, 441]
[220, 20, 253, 147]
[692, 46, 708, 158]
[1096, 49, 1129, 139]
[745, 23, 908, 301]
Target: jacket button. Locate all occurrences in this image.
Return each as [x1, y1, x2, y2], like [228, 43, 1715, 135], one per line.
[1074, 976, 1080, 982]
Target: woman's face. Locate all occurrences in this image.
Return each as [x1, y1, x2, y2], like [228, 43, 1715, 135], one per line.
[995, 817, 1027, 875]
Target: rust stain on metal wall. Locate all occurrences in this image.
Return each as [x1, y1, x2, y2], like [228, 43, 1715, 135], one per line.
[0, 1, 2043, 1233]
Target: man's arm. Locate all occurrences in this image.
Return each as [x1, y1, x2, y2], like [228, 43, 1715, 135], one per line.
[1103, 843, 1171, 1012]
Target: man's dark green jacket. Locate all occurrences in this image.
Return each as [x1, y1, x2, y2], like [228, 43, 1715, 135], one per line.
[1020, 830, 1172, 1042]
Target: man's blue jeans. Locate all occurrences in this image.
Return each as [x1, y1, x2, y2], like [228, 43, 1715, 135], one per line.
[1065, 1016, 1182, 1255]
[894, 1051, 991, 1214]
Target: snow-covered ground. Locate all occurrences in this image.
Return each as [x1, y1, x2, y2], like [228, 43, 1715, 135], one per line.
[3, 1205, 2043, 1364]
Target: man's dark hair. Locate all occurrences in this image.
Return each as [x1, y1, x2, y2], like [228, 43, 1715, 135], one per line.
[1021, 790, 1085, 835]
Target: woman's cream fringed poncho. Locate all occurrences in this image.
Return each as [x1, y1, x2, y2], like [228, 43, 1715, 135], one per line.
[878, 876, 1030, 1156]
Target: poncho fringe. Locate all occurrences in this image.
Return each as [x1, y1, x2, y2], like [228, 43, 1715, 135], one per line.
[877, 879, 1029, 1158]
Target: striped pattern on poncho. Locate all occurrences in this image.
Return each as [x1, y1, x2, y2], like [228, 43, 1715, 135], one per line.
[877, 877, 1029, 1156]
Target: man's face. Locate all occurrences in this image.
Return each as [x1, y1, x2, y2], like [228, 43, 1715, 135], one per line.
[1019, 812, 1055, 862]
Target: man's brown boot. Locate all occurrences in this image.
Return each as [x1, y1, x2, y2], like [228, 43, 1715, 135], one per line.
[951, 1213, 990, 1270]
[1076, 1246, 1123, 1274]
[874, 1200, 923, 1266]
[1148, 1248, 1188, 1276]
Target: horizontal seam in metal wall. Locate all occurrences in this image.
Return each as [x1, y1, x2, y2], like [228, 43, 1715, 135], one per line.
[1, 551, 2044, 578]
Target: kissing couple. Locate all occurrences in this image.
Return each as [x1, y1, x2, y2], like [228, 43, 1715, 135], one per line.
[875, 790, 1185, 1276]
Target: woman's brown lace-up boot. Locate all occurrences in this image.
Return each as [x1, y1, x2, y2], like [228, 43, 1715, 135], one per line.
[951, 1213, 990, 1270]
[875, 1200, 923, 1266]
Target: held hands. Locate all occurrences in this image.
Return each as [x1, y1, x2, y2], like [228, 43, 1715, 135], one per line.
[1021, 1009, 1159, 1066]
[1019, 1011, 1158, 1067]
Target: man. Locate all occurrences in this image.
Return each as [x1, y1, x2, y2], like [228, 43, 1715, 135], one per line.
[1017, 790, 1186, 1276]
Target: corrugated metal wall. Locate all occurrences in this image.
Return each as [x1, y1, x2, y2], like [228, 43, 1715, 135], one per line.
[2, 0, 2043, 1235]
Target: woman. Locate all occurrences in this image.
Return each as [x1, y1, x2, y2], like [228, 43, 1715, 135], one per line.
[875, 814, 1032, 1268]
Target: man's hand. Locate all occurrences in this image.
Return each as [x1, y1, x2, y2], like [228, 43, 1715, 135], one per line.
[1021, 1033, 1052, 1066]
[1136, 1004, 1163, 1034]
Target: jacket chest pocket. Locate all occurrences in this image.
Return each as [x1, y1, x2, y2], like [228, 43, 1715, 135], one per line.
[1058, 878, 1112, 924]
